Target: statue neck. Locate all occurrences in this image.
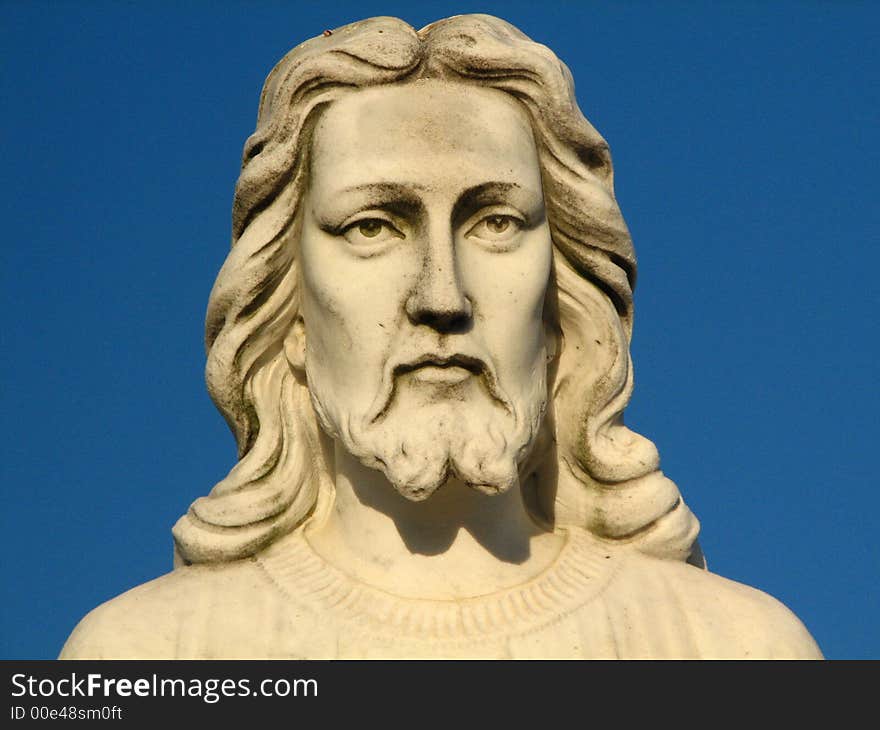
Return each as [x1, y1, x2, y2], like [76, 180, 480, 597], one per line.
[304, 441, 564, 600]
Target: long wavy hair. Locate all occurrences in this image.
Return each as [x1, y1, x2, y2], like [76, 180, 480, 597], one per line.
[172, 14, 701, 566]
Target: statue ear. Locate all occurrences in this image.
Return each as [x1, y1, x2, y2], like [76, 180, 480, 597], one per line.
[283, 316, 307, 372]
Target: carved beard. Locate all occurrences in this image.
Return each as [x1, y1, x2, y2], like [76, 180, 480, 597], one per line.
[307, 352, 548, 501]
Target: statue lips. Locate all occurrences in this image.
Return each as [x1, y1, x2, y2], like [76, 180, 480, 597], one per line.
[367, 350, 513, 424]
[394, 353, 483, 386]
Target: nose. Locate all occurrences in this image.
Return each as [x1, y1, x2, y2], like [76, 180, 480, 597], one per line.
[405, 229, 472, 333]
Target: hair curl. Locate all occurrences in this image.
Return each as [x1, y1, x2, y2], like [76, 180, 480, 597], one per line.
[172, 14, 701, 566]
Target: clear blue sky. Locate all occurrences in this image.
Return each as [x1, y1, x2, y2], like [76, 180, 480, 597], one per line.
[2, 1, 877, 659]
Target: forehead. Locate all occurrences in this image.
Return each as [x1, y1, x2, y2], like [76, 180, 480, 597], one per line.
[308, 80, 542, 194]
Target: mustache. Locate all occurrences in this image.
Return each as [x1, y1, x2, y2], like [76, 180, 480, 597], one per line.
[365, 347, 513, 424]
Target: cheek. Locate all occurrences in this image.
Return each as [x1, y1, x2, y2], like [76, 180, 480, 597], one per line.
[462, 230, 552, 322]
[462, 231, 552, 367]
[299, 230, 415, 385]
[300, 281, 347, 370]
[299, 238, 350, 363]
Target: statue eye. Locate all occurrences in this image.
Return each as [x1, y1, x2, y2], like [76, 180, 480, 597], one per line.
[486, 216, 511, 234]
[342, 218, 403, 246]
[466, 214, 523, 247]
[358, 220, 383, 237]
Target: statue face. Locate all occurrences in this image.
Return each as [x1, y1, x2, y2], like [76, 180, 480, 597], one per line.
[297, 80, 553, 499]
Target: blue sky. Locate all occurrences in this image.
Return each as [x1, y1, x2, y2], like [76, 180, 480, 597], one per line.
[2, 1, 877, 659]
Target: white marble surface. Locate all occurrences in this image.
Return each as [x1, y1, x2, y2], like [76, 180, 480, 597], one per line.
[61, 14, 822, 659]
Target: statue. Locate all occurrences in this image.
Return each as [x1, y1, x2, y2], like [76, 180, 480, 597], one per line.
[60, 15, 822, 659]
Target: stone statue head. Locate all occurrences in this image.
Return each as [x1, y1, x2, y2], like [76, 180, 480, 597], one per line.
[172, 14, 701, 566]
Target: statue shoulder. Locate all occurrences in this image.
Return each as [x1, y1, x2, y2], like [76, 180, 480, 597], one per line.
[621, 554, 823, 659]
[59, 560, 267, 659]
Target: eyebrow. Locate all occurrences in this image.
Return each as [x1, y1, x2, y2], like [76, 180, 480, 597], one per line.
[335, 181, 536, 202]
[451, 182, 543, 225]
[322, 180, 544, 227]
[335, 182, 427, 201]
[330, 182, 424, 216]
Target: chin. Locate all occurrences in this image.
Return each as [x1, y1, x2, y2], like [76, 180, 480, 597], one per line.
[355, 404, 528, 501]
[385, 463, 518, 503]
[309, 363, 547, 502]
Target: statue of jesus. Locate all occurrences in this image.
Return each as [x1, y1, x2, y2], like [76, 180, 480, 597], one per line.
[60, 14, 822, 659]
